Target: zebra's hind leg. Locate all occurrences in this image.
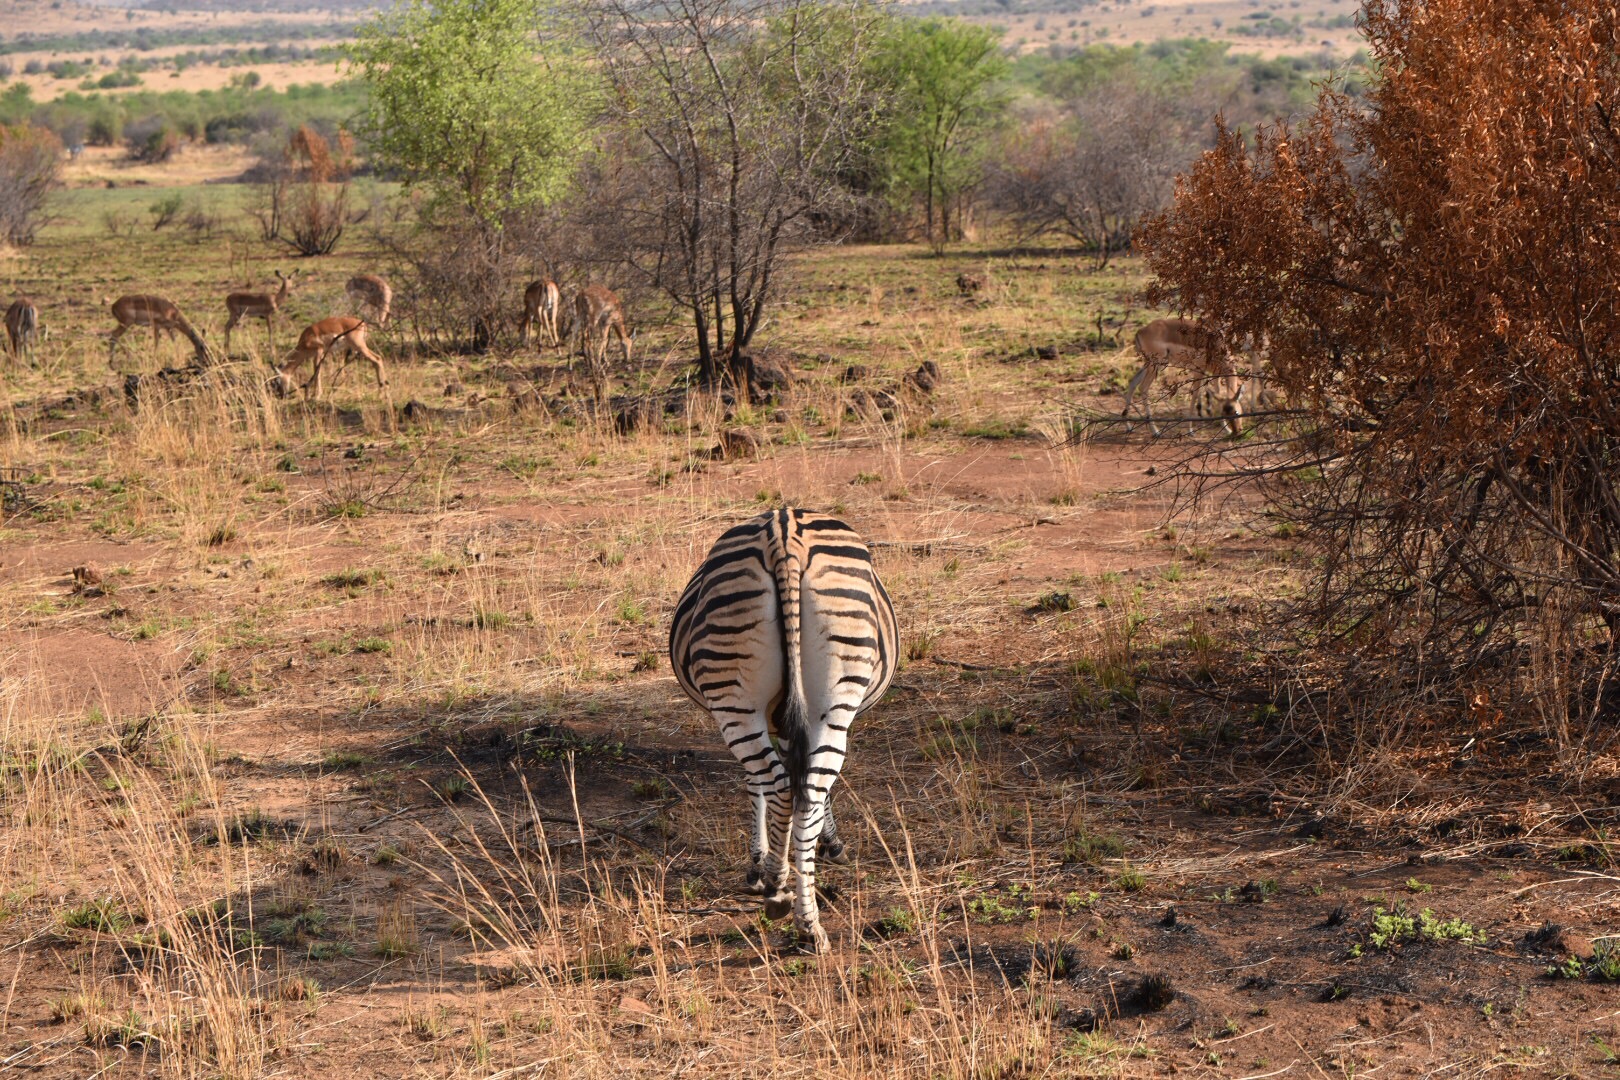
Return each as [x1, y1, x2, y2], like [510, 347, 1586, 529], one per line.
[761, 779, 795, 921]
[818, 795, 851, 865]
[789, 789, 834, 952]
[744, 778, 770, 894]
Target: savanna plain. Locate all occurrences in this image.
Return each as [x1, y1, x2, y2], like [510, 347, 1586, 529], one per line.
[1, 184, 1617, 1079]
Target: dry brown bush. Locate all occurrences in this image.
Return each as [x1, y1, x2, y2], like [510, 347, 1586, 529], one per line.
[0, 122, 62, 246]
[1139, 0, 1620, 735]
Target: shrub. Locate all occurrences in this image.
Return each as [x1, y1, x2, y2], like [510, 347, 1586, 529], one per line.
[1140, 0, 1620, 737]
[0, 123, 63, 245]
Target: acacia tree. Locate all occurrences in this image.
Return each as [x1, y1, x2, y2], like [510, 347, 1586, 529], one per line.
[348, 0, 595, 347]
[586, 0, 883, 385]
[1139, 0, 1620, 728]
[867, 17, 1006, 250]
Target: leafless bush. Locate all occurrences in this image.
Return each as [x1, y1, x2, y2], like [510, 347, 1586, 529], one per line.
[994, 80, 1190, 268]
[282, 126, 351, 256]
[0, 122, 63, 246]
[244, 126, 352, 255]
[584, 0, 882, 385]
[380, 202, 579, 354]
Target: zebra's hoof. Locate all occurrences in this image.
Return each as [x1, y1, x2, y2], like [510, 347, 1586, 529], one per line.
[744, 867, 767, 895]
[762, 895, 792, 920]
[799, 925, 831, 954]
[819, 838, 851, 865]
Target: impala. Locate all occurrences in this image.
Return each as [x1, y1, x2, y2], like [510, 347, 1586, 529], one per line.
[109, 295, 211, 365]
[1122, 317, 1244, 436]
[572, 285, 631, 400]
[276, 317, 386, 400]
[345, 274, 392, 327]
[5, 297, 39, 361]
[223, 269, 293, 352]
[519, 279, 563, 348]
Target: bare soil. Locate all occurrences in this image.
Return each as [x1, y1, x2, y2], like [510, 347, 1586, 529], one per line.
[0, 236, 1615, 1077]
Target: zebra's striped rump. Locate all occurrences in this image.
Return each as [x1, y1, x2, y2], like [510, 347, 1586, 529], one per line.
[670, 508, 898, 951]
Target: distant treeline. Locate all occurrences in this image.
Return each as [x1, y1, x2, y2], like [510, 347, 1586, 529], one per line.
[0, 80, 365, 151]
[0, 21, 360, 57]
[1011, 36, 1369, 116]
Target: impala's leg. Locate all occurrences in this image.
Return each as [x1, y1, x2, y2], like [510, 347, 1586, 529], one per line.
[1125, 361, 1164, 436]
[615, 319, 631, 363]
[224, 313, 238, 352]
[304, 348, 329, 400]
[108, 324, 127, 364]
[1121, 360, 1154, 431]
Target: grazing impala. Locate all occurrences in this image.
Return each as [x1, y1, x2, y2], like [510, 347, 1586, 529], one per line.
[276, 317, 386, 400]
[519, 279, 563, 348]
[345, 274, 392, 327]
[5, 297, 39, 361]
[572, 285, 631, 400]
[224, 270, 293, 352]
[1122, 317, 1244, 436]
[109, 295, 211, 365]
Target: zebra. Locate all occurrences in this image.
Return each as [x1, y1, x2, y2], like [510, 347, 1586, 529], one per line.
[670, 508, 899, 951]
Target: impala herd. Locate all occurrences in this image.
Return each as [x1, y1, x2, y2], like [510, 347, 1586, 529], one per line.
[5, 272, 1265, 429]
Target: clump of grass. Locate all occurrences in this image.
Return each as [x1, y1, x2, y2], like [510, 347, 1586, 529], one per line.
[323, 568, 384, 589]
[471, 608, 511, 630]
[1114, 864, 1146, 892]
[322, 750, 367, 771]
[875, 906, 917, 937]
[958, 418, 1031, 440]
[374, 901, 418, 958]
[1062, 829, 1125, 866]
[630, 777, 670, 799]
[1129, 973, 1175, 1012]
[1035, 591, 1075, 613]
[60, 898, 131, 934]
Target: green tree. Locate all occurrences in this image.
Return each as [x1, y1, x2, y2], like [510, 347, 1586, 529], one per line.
[868, 17, 1007, 249]
[347, 0, 595, 223]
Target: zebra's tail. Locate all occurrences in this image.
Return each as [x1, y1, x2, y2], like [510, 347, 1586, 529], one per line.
[771, 522, 811, 810]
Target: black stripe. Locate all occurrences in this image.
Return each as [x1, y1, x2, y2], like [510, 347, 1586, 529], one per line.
[807, 544, 871, 563]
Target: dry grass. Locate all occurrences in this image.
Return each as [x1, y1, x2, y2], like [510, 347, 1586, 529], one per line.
[0, 210, 1614, 1076]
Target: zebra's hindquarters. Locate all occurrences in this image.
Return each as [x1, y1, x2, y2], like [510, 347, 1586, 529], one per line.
[669, 508, 899, 951]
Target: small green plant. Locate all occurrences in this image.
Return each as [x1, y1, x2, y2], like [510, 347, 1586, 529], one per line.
[322, 751, 367, 771]
[877, 906, 917, 936]
[1062, 830, 1124, 865]
[1546, 955, 1584, 979]
[1364, 905, 1484, 951]
[307, 941, 356, 961]
[353, 636, 392, 655]
[1404, 877, 1432, 893]
[60, 898, 131, 934]
[1115, 864, 1146, 892]
[966, 896, 1025, 925]
[616, 597, 647, 625]
[1592, 940, 1620, 982]
[630, 777, 670, 799]
[1062, 891, 1100, 914]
